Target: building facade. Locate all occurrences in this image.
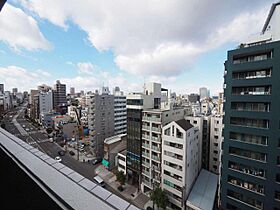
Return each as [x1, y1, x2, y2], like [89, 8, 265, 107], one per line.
[209, 115, 223, 175]
[221, 3, 280, 209]
[162, 119, 199, 210]
[88, 90, 115, 158]
[141, 107, 185, 194]
[53, 80, 67, 113]
[113, 88, 127, 135]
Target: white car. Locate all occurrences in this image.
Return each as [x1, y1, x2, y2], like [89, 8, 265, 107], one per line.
[55, 156, 62, 162]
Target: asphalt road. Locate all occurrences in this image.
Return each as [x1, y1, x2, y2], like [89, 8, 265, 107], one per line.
[1, 104, 129, 203]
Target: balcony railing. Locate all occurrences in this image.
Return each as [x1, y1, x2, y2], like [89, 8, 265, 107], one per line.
[152, 155, 160, 162]
[142, 125, 150, 130]
[151, 145, 160, 152]
[143, 116, 161, 122]
[151, 127, 161, 132]
[151, 136, 160, 142]
[142, 152, 150, 158]
[142, 143, 150, 149]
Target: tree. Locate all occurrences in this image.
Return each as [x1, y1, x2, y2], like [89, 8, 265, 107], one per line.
[150, 187, 168, 210]
[116, 171, 125, 186]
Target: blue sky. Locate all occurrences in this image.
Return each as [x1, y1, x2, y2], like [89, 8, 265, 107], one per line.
[0, 0, 276, 95]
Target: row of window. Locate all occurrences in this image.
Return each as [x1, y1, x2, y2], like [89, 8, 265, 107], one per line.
[230, 117, 269, 129]
[163, 150, 183, 161]
[164, 170, 182, 182]
[229, 132, 268, 145]
[229, 161, 266, 178]
[232, 51, 272, 64]
[163, 160, 182, 171]
[231, 102, 270, 112]
[232, 86, 271, 96]
[163, 179, 182, 192]
[229, 147, 266, 162]
[232, 68, 272, 80]
[228, 175, 264, 194]
[227, 189, 263, 210]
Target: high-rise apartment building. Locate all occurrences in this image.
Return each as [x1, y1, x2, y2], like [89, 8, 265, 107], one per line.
[126, 83, 162, 186]
[162, 119, 199, 209]
[53, 80, 67, 114]
[12, 88, 18, 94]
[0, 84, 4, 94]
[70, 87, 75, 95]
[141, 107, 185, 194]
[185, 115, 210, 170]
[221, 3, 280, 209]
[199, 87, 209, 100]
[209, 115, 223, 175]
[39, 90, 53, 115]
[113, 87, 127, 135]
[88, 88, 115, 158]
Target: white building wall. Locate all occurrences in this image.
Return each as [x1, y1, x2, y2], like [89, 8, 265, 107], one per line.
[209, 116, 223, 175]
[161, 121, 199, 209]
[39, 91, 53, 115]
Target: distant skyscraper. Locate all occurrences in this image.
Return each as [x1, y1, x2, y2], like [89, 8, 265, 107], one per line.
[221, 3, 280, 209]
[70, 87, 75, 95]
[0, 84, 4, 94]
[199, 87, 208, 99]
[53, 80, 66, 113]
[12, 88, 18, 94]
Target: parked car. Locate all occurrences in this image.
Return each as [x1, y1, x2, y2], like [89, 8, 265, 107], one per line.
[93, 175, 105, 187]
[58, 151, 65, 156]
[49, 138, 54, 143]
[55, 156, 62, 162]
[69, 151, 75, 156]
[92, 158, 102, 165]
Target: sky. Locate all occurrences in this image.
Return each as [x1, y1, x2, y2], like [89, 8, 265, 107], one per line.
[0, 0, 277, 95]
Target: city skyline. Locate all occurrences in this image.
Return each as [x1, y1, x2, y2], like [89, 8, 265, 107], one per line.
[0, 0, 276, 95]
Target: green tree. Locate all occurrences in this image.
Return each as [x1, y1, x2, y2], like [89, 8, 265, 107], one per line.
[150, 187, 168, 210]
[116, 171, 125, 186]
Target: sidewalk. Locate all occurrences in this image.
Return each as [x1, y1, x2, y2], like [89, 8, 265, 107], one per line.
[95, 165, 149, 209]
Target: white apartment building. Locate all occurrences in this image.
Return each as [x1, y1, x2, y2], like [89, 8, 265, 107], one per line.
[113, 87, 127, 135]
[117, 150, 127, 175]
[39, 90, 53, 115]
[141, 106, 185, 194]
[209, 115, 223, 175]
[162, 119, 199, 210]
[185, 115, 210, 170]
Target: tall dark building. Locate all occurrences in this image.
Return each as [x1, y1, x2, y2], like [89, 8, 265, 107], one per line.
[0, 84, 4, 94]
[221, 3, 280, 210]
[126, 83, 162, 187]
[53, 80, 67, 114]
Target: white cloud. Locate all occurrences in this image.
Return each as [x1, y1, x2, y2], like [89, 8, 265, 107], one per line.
[0, 66, 51, 91]
[20, 0, 273, 78]
[0, 3, 51, 51]
[77, 62, 97, 75]
[35, 69, 51, 77]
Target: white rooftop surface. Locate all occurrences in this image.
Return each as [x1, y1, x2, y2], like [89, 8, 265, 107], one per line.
[104, 134, 126, 144]
[0, 128, 139, 210]
[186, 169, 218, 210]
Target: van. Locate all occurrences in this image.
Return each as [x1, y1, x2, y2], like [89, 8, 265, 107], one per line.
[93, 175, 105, 187]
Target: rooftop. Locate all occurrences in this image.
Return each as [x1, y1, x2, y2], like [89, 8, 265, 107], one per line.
[104, 134, 126, 144]
[175, 119, 193, 131]
[186, 169, 218, 210]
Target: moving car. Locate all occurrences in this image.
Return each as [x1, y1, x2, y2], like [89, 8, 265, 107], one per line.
[55, 156, 62, 162]
[58, 151, 65, 156]
[69, 151, 75, 156]
[92, 158, 102, 165]
[93, 175, 105, 187]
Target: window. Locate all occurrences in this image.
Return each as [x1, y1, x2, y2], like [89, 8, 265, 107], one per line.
[214, 150, 218, 154]
[164, 128, 170, 136]
[164, 150, 183, 160]
[228, 175, 265, 194]
[232, 86, 271, 95]
[276, 174, 280, 183]
[229, 161, 266, 178]
[213, 157, 218, 161]
[164, 141, 183, 149]
[227, 190, 263, 209]
[275, 191, 280, 201]
[163, 179, 182, 191]
[229, 147, 266, 162]
[233, 51, 272, 64]
[232, 68, 272, 80]
[230, 117, 269, 129]
[176, 128, 183, 139]
[231, 102, 270, 112]
[230, 132, 268, 145]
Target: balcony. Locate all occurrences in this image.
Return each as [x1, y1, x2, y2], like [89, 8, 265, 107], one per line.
[151, 145, 161, 152]
[143, 180, 152, 188]
[151, 136, 160, 142]
[142, 134, 150, 140]
[142, 170, 151, 177]
[142, 161, 150, 168]
[152, 155, 160, 162]
[142, 152, 150, 158]
[142, 143, 150, 149]
[142, 125, 150, 131]
[143, 116, 161, 122]
[151, 126, 161, 133]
